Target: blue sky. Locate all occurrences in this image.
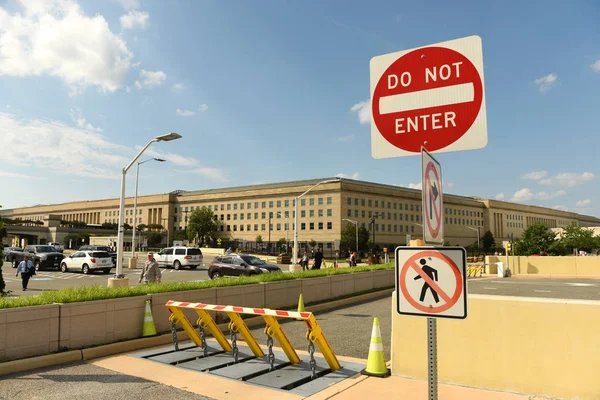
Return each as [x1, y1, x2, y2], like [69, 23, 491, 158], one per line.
[0, 0, 598, 217]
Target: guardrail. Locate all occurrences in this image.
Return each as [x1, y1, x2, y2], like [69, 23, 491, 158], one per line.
[165, 301, 342, 374]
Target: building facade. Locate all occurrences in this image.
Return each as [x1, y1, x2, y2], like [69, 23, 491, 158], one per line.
[1, 178, 599, 249]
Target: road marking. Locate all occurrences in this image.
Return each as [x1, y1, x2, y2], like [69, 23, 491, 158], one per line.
[565, 283, 597, 287]
[534, 290, 552, 293]
[483, 287, 497, 290]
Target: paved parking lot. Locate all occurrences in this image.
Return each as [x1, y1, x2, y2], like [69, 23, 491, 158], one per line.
[468, 277, 600, 300]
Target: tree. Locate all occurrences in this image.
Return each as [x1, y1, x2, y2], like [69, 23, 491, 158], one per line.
[481, 230, 495, 251]
[146, 223, 164, 231]
[515, 223, 556, 255]
[309, 239, 317, 248]
[340, 224, 369, 251]
[146, 232, 163, 247]
[559, 224, 599, 251]
[255, 235, 263, 244]
[123, 223, 132, 230]
[137, 224, 147, 231]
[187, 207, 217, 244]
[277, 237, 287, 247]
[173, 230, 186, 242]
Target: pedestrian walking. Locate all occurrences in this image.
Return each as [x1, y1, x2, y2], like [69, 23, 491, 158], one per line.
[226, 247, 232, 255]
[139, 253, 161, 284]
[312, 248, 324, 270]
[16, 255, 35, 291]
[350, 251, 357, 267]
[301, 252, 309, 271]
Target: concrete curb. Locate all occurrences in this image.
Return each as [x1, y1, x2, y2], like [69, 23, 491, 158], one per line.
[0, 350, 82, 377]
[0, 287, 393, 375]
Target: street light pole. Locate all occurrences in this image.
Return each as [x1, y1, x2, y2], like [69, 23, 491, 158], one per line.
[114, 133, 181, 282]
[132, 158, 165, 257]
[292, 178, 340, 265]
[466, 226, 480, 249]
[343, 218, 358, 253]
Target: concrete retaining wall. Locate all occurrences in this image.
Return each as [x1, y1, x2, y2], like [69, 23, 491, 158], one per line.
[0, 269, 394, 362]
[390, 292, 600, 399]
[486, 255, 600, 276]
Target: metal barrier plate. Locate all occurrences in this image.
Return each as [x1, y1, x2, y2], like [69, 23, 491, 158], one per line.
[127, 340, 365, 397]
[246, 354, 330, 389]
[147, 345, 222, 364]
[177, 348, 255, 372]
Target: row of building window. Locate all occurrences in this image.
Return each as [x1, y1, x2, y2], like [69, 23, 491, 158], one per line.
[104, 209, 143, 217]
[175, 197, 334, 214]
[508, 222, 523, 228]
[346, 209, 421, 222]
[445, 208, 483, 218]
[207, 222, 334, 232]
[346, 197, 423, 211]
[446, 218, 484, 226]
[173, 210, 335, 223]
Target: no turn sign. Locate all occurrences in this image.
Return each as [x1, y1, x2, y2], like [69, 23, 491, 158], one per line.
[422, 148, 444, 243]
[370, 35, 487, 158]
[396, 247, 467, 319]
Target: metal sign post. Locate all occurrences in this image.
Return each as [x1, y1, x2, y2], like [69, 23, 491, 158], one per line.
[427, 317, 437, 400]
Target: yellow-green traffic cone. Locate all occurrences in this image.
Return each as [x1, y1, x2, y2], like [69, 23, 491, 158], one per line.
[142, 299, 157, 336]
[297, 294, 305, 313]
[361, 317, 390, 377]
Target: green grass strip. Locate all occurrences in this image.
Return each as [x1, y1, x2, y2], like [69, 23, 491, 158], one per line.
[0, 263, 394, 309]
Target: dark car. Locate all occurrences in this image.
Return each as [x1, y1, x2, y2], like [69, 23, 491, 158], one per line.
[8, 245, 64, 270]
[208, 254, 282, 279]
[79, 245, 117, 266]
[3, 247, 22, 261]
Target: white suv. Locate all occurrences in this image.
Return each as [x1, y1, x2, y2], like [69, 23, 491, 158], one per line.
[154, 247, 203, 270]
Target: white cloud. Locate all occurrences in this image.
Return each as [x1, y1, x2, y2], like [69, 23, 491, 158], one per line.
[534, 73, 558, 93]
[0, 112, 129, 178]
[407, 183, 422, 190]
[0, 171, 40, 179]
[176, 108, 196, 117]
[120, 10, 149, 30]
[536, 190, 567, 200]
[199, 104, 208, 112]
[172, 83, 185, 93]
[176, 167, 229, 183]
[591, 60, 600, 72]
[576, 199, 592, 208]
[336, 172, 360, 180]
[553, 205, 568, 212]
[511, 188, 533, 201]
[350, 100, 370, 124]
[511, 188, 567, 202]
[539, 172, 595, 187]
[495, 193, 505, 200]
[521, 171, 547, 180]
[115, 0, 140, 9]
[70, 109, 102, 132]
[0, 0, 133, 94]
[134, 69, 167, 89]
[337, 135, 354, 142]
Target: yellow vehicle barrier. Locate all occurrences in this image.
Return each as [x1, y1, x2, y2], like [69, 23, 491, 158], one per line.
[467, 266, 483, 277]
[165, 300, 342, 372]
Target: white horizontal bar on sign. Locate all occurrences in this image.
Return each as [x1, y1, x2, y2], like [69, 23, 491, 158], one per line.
[379, 83, 474, 114]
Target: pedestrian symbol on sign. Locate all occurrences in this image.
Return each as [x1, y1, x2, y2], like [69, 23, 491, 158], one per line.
[414, 258, 439, 304]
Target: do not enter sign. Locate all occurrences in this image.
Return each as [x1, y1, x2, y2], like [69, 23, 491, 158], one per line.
[370, 35, 487, 158]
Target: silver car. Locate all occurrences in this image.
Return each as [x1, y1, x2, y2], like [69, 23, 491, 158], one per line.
[60, 251, 113, 274]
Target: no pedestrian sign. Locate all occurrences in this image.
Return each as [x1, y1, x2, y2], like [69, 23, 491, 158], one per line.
[396, 247, 467, 319]
[370, 35, 487, 158]
[422, 148, 444, 244]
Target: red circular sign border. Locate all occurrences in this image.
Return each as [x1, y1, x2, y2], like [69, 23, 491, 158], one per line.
[399, 250, 462, 314]
[372, 46, 483, 153]
[424, 161, 443, 239]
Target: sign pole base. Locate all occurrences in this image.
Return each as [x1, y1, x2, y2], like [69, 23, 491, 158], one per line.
[427, 317, 437, 400]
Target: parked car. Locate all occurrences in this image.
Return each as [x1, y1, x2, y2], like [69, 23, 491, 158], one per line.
[60, 250, 113, 274]
[154, 247, 203, 270]
[7, 245, 65, 270]
[208, 254, 281, 279]
[48, 242, 64, 252]
[3, 247, 22, 261]
[79, 245, 117, 266]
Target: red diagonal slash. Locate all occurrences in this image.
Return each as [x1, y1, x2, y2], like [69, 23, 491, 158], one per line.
[410, 262, 451, 304]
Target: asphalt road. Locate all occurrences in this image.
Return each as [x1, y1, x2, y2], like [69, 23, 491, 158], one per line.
[0, 362, 213, 400]
[468, 277, 600, 300]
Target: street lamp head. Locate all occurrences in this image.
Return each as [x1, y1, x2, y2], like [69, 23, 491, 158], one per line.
[154, 158, 166, 162]
[155, 133, 182, 142]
